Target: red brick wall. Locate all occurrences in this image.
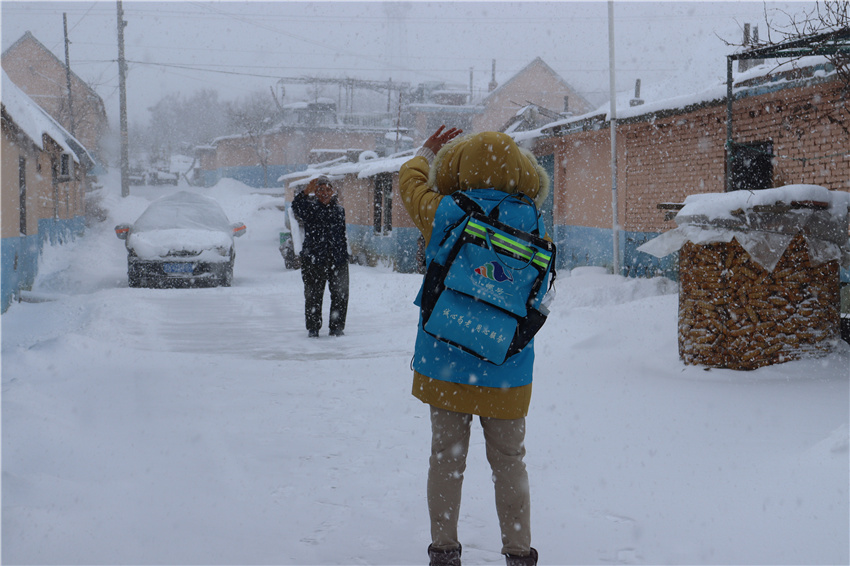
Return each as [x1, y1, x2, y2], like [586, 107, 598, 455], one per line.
[621, 106, 727, 233]
[735, 81, 850, 191]
[539, 77, 850, 235]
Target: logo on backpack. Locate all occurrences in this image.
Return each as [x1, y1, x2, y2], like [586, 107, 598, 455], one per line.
[475, 261, 513, 282]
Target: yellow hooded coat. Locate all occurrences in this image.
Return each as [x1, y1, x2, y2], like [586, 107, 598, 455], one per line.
[399, 132, 550, 419]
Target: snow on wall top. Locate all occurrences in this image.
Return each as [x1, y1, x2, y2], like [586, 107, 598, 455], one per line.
[1, 70, 80, 161]
[678, 185, 850, 222]
[639, 185, 850, 272]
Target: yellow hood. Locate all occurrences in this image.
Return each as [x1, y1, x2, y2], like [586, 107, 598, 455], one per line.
[427, 131, 550, 208]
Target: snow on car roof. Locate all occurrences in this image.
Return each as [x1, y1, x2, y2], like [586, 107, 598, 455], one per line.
[133, 191, 233, 233]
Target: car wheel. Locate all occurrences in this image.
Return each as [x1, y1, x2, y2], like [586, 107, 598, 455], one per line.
[221, 255, 234, 287]
[128, 261, 142, 288]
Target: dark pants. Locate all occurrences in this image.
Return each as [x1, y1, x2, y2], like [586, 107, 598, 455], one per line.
[300, 259, 349, 334]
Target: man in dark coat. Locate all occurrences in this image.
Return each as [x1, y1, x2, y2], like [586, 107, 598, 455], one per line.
[291, 175, 349, 337]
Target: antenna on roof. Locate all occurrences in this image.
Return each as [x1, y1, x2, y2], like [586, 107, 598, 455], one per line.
[489, 59, 498, 92]
[629, 79, 644, 107]
[738, 24, 763, 72]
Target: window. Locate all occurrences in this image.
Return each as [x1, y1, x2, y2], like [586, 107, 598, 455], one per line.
[373, 173, 393, 234]
[729, 141, 773, 191]
[57, 152, 73, 182]
[19, 156, 27, 236]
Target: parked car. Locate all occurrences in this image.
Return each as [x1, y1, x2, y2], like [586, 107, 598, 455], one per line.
[128, 167, 147, 186]
[148, 169, 179, 186]
[115, 191, 246, 288]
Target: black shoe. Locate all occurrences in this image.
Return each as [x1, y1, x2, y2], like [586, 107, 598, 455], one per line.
[428, 543, 461, 566]
[329, 329, 344, 337]
[505, 548, 538, 566]
[308, 329, 319, 338]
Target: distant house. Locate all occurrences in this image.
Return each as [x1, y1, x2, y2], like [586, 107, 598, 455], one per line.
[403, 58, 593, 140]
[273, 58, 596, 270]
[472, 57, 594, 133]
[198, 57, 591, 190]
[405, 81, 483, 136]
[2, 70, 93, 311]
[2, 31, 109, 171]
[197, 99, 411, 188]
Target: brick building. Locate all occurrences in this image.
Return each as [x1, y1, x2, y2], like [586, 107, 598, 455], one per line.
[2, 70, 92, 311]
[405, 57, 594, 141]
[472, 57, 594, 132]
[2, 31, 109, 168]
[528, 60, 850, 278]
[198, 100, 403, 188]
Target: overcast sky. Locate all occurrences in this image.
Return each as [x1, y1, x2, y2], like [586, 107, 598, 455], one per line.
[2, 1, 816, 127]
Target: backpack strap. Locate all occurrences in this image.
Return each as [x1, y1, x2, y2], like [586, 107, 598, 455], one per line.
[451, 191, 487, 217]
[452, 191, 541, 234]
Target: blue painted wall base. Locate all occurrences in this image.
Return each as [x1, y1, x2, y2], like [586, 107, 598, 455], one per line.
[347, 225, 422, 273]
[552, 224, 678, 279]
[1, 216, 85, 312]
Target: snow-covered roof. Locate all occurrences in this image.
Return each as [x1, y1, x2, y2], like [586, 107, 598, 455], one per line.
[1, 69, 85, 162]
[383, 131, 412, 142]
[521, 55, 840, 144]
[277, 149, 416, 187]
[406, 103, 482, 113]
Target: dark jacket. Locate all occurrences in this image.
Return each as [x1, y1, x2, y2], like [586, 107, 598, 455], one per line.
[291, 191, 348, 267]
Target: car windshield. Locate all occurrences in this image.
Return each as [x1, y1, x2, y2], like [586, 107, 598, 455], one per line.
[133, 191, 232, 233]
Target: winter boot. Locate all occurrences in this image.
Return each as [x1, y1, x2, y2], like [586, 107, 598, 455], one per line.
[428, 543, 462, 566]
[505, 547, 538, 566]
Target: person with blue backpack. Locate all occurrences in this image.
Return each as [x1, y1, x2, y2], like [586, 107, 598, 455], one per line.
[400, 126, 552, 566]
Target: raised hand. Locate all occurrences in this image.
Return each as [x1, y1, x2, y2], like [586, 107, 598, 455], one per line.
[423, 125, 463, 154]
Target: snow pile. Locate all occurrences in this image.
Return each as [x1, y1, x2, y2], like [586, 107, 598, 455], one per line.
[639, 185, 850, 272]
[2, 174, 848, 565]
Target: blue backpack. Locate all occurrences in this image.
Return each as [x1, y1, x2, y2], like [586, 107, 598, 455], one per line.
[419, 190, 557, 365]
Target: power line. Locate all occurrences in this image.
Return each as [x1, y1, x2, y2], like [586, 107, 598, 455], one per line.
[5, 3, 747, 24]
[75, 57, 684, 78]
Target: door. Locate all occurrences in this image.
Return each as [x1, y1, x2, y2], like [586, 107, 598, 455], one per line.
[18, 156, 27, 236]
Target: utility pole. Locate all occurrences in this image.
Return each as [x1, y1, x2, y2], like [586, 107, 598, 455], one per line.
[63, 13, 75, 136]
[608, 0, 620, 276]
[117, 0, 129, 197]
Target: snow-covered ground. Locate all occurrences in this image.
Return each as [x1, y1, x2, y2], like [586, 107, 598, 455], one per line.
[2, 177, 848, 565]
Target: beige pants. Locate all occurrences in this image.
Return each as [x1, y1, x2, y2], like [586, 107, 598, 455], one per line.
[427, 406, 531, 556]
